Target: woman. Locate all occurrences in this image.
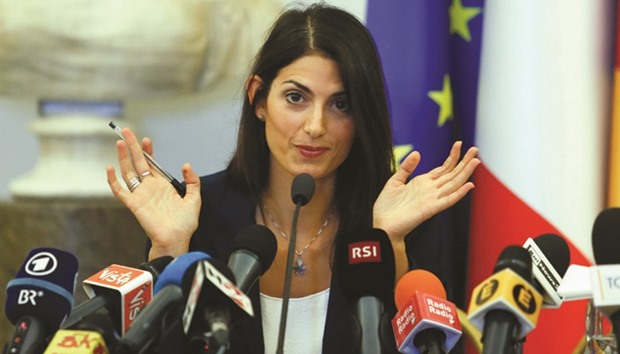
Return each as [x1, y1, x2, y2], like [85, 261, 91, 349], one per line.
[107, 3, 479, 353]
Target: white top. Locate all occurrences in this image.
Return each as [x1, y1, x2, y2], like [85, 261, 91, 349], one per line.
[260, 288, 330, 354]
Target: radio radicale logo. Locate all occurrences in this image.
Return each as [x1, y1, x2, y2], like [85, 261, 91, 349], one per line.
[25, 251, 58, 276]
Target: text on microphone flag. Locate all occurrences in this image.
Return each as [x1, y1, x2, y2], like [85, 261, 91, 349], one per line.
[202, 260, 254, 317]
[82, 264, 153, 334]
[348, 241, 382, 264]
[392, 292, 462, 353]
[44, 329, 108, 354]
[591, 264, 620, 309]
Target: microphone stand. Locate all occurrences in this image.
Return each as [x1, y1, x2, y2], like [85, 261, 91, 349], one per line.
[275, 200, 302, 354]
[275, 174, 314, 354]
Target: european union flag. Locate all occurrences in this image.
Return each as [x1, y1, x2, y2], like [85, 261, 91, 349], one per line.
[366, 0, 483, 307]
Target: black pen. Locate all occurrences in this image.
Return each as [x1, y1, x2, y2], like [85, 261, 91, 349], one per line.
[109, 121, 186, 197]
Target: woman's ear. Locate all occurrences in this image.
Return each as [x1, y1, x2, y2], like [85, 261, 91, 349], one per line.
[247, 75, 266, 119]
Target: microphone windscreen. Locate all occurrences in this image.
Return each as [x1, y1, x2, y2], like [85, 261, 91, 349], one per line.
[230, 225, 277, 273]
[493, 245, 532, 279]
[394, 269, 446, 310]
[139, 255, 174, 283]
[533, 233, 570, 276]
[5, 247, 79, 331]
[592, 208, 620, 265]
[335, 228, 395, 304]
[184, 258, 236, 302]
[291, 173, 315, 206]
[154, 252, 210, 293]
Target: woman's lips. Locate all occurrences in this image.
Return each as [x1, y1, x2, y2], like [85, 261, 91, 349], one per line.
[297, 145, 327, 158]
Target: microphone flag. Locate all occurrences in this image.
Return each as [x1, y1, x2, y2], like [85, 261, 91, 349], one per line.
[467, 268, 542, 340]
[82, 264, 153, 334]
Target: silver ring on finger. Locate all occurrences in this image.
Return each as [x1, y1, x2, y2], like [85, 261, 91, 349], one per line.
[128, 176, 141, 192]
[140, 170, 152, 178]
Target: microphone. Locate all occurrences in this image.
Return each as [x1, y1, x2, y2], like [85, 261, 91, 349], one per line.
[185, 258, 254, 353]
[61, 264, 156, 335]
[335, 228, 396, 354]
[522, 233, 571, 308]
[60, 255, 172, 335]
[589, 208, 620, 343]
[4, 247, 79, 354]
[137, 255, 175, 283]
[116, 251, 210, 354]
[467, 245, 543, 354]
[43, 329, 109, 354]
[227, 224, 278, 293]
[275, 173, 315, 354]
[591, 208, 620, 265]
[392, 269, 462, 354]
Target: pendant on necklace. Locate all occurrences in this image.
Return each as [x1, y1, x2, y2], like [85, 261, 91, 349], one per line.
[293, 256, 306, 275]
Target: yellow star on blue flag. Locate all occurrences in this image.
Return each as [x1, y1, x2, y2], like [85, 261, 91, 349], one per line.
[449, 0, 482, 42]
[428, 74, 453, 127]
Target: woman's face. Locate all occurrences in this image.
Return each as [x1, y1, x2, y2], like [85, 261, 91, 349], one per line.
[256, 55, 356, 182]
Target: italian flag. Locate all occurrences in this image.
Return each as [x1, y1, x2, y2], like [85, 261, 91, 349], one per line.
[467, 1, 615, 353]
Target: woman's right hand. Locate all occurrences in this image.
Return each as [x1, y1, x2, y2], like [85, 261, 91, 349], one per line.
[106, 127, 202, 260]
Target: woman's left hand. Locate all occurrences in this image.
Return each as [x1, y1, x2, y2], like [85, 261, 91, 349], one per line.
[373, 141, 480, 242]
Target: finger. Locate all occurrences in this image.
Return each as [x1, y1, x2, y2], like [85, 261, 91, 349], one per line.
[448, 146, 479, 177]
[142, 137, 154, 157]
[121, 128, 151, 177]
[106, 165, 130, 204]
[393, 151, 421, 184]
[117, 140, 138, 185]
[182, 162, 201, 196]
[428, 141, 462, 177]
[437, 157, 480, 197]
[439, 181, 476, 210]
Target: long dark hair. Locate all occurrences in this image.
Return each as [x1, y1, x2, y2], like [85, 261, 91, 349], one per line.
[226, 3, 394, 232]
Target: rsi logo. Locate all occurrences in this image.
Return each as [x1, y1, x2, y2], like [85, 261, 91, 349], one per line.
[18, 289, 44, 306]
[348, 241, 381, 264]
[25, 252, 58, 276]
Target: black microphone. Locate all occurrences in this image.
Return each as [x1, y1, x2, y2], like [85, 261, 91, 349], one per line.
[335, 228, 396, 354]
[590, 208, 620, 343]
[138, 255, 175, 284]
[227, 224, 278, 293]
[116, 251, 211, 354]
[591, 208, 620, 265]
[467, 246, 543, 354]
[275, 173, 315, 354]
[4, 247, 79, 354]
[186, 258, 254, 354]
[522, 233, 570, 308]
[60, 255, 173, 335]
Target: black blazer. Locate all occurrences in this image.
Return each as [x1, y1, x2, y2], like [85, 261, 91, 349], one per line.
[167, 171, 446, 353]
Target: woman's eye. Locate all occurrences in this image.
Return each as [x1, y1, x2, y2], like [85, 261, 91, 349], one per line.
[333, 99, 349, 112]
[285, 92, 304, 104]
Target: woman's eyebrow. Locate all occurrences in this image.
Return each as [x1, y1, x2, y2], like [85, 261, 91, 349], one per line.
[282, 79, 346, 98]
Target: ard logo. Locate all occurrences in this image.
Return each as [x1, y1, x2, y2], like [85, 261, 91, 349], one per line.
[25, 252, 58, 276]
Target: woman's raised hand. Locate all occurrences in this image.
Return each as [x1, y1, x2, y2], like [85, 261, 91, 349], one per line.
[106, 128, 202, 259]
[373, 141, 480, 242]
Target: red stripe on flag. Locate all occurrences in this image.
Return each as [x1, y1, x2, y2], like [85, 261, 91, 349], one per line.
[468, 163, 589, 353]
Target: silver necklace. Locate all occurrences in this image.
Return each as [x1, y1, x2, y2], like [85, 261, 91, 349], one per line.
[262, 204, 334, 276]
